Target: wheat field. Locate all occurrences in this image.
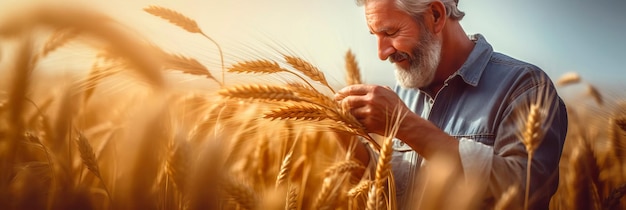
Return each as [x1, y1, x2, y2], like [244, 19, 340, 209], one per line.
[0, 3, 624, 210]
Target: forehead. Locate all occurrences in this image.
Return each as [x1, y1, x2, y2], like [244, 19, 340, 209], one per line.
[364, 0, 412, 31]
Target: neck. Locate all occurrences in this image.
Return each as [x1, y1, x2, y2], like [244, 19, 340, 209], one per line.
[426, 20, 474, 95]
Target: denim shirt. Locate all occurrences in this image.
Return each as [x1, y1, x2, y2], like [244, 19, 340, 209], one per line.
[387, 34, 568, 209]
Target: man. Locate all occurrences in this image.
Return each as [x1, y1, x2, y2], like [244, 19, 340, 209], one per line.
[335, 0, 568, 209]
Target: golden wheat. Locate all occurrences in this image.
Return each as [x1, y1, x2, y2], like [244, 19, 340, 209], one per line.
[143, 6, 202, 33]
[144, 5, 225, 85]
[345, 49, 362, 85]
[41, 28, 80, 57]
[228, 59, 284, 74]
[586, 84, 603, 105]
[284, 55, 335, 93]
[221, 177, 258, 210]
[219, 84, 302, 102]
[324, 160, 364, 177]
[556, 72, 581, 87]
[348, 180, 372, 197]
[495, 185, 521, 210]
[156, 49, 219, 83]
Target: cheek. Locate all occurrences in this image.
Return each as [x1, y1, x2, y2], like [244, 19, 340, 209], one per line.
[394, 35, 419, 55]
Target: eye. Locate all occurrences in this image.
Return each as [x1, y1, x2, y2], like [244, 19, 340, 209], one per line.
[385, 29, 398, 36]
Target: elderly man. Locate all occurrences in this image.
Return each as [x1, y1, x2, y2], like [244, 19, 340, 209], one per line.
[335, 0, 568, 209]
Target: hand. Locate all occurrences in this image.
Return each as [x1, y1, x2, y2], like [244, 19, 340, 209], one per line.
[335, 84, 411, 136]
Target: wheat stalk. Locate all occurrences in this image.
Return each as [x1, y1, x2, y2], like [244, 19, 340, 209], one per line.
[287, 83, 339, 110]
[228, 59, 319, 91]
[586, 84, 603, 106]
[521, 103, 542, 210]
[522, 104, 542, 154]
[567, 140, 602, 210]
[218, 84, 303, 102]
[283, 55, 335, 94]
[603, 183, 626, 209]
[495, 185, 521, 210]
[286, 185, 299, 210]
[228, 59, 283, 74]
[76, 132, 112, 204]
[615, 116, 626, 132]
[80, 60, 121, 105]
[344, 49, 362, 85]
[41, 28, 80, 57]
[165, 139, 190, 193]
[275, 150, 294, 189]
[155, 48, 220, 84]
[324, 160, 364, 177]
[556, 72, 581, 87]
[143, 6, 201, 33]
[348, 180, 372, 197]
[366, 106, 405, 210]
[220, 177, 258, 210]
[276, 140, 298, 189]
[264, 103, 330, 121]
[144, 5, 225, 85]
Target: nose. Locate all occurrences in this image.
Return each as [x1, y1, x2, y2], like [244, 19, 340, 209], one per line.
[377, 37, 395, 61]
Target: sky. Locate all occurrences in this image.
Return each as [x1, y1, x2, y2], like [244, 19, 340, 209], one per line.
[1, 0, 624, 94]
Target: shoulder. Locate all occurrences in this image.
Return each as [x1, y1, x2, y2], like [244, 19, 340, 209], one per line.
[484, 52, 552, 88]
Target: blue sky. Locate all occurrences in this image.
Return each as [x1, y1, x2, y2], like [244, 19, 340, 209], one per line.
[461, 0, 626, 90]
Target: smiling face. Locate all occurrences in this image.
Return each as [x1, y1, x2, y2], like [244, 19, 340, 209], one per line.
[365, 0, 441, 89]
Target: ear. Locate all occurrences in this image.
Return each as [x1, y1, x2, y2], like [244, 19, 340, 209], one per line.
[428, 1, 447, 34]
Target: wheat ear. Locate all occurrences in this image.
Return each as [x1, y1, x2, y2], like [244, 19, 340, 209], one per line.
[228, 59, 318, 91]
[76, 132, 112, 204]
[80, 60, 121, 105]
[220, 178, 258, 210]
[228, 59, 283, 74]
[521, 104, 542, 210]
[275, 140, 297, 189]
[154, 47, 220, 85]
[604, 184, 626, 209]
[287, 82, 339, 110]
[495, 185, 521, 210]
[586, 84, 603, 105]
[348, 180, 372, 197]
[165, 139, 190, 193]
[367, 106, 406, 210]
[324, 160, 365, 177]
[41, 28, 80, 57]
[345, 49, 362, 85]
[218, 84, 303, 102]
[284, 55, 335, 94]
[263, 102, 377, 149]
[555, 72, 581, 87]
[286, 185, 299, 210]
[144, 5, 225, 85]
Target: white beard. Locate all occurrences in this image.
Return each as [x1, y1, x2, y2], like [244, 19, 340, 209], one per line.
[394, 32, 442, 89]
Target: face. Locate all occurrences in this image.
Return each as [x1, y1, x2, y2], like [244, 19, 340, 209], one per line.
[365, 0, 441, 89]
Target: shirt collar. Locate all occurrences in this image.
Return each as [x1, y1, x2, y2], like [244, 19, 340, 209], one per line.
[453, 34, 493, 87]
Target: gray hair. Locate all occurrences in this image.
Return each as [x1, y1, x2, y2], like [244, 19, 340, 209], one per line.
[355, 0, 465, 21]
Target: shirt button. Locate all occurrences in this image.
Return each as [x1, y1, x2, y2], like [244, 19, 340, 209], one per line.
[428, 99, 434, 105]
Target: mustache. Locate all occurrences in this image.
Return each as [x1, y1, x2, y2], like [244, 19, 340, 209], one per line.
[389, 51, 409, 63]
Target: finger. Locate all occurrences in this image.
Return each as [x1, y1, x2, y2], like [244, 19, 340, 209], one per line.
[335, 85, 371, 100]
[341, 95, 368, 111]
